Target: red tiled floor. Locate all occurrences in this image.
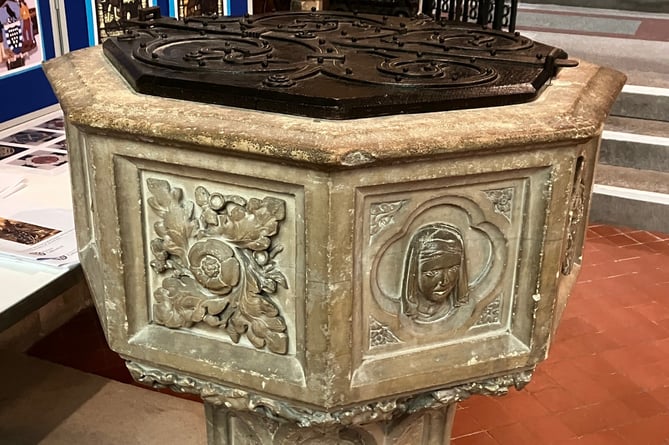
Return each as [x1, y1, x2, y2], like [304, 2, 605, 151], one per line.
[451, 224, 669, 444]
[26, 224, 669, 443]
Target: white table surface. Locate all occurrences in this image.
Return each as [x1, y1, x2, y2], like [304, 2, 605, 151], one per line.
[0, 110, 80, 325]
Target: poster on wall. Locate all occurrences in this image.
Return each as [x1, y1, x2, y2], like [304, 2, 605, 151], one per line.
[0, 0, 44, 78]
[89, 0, 152, 44]
[172, 0, 224, 18]
[168, 0, 250, 19]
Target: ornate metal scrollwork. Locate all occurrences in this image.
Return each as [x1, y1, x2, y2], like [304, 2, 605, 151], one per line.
[146, 178, 289, 354]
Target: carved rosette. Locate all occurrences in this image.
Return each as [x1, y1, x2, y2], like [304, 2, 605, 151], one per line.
[126, 360, 533, 428]
[475, 296, 502, 326]
[484, 188, 514, 222]
[369, 316, 401, 348]
[146, 178, 289, 354]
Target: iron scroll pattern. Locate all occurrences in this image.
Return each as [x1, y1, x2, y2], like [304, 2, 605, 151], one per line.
[127, 360, 533, 427]
[145, 178, 289, 354]
[103, 11, 576, 118]
[438, 0, 516, 30]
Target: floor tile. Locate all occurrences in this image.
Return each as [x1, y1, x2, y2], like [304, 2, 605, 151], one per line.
[451, 431, 499, 445]
[619, 391, 668, 419]
[613, 413, 669, 445]
[487, 422, 541, 445]
[520, 414, 575, 444]
[452, 408, 486, 438]
[589, 225, 621, 237]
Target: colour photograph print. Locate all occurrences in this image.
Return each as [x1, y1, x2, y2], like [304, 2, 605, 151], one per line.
[0, 0, 43, 77]
[92, 0, 150, 43]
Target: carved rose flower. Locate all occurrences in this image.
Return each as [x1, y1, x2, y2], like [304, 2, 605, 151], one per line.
[188, 239, 240, 294]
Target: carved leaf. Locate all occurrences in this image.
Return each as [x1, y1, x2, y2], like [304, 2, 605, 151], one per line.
[147, 179, 197, 261]
[225, 270, 289, 354]
[218, 197, 286, 251]
[154, 277, 208, 327]
[267, 269, 288, 290]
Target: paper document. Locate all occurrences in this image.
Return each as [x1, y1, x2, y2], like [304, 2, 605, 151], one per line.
[0, 209, 79, 267]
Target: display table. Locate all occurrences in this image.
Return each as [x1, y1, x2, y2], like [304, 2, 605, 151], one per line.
[0, 110, 82, 332]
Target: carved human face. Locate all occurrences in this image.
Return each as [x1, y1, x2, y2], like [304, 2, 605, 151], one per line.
[417, 248, 461, 304]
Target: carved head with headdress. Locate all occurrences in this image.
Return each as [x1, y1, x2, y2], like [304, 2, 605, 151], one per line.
[401, 223, 469, 322]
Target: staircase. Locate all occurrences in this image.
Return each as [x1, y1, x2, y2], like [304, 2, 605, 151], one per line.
[522, 0, 667, 13]
[516, 4, 669, 233]
[593, 87, 669, 233]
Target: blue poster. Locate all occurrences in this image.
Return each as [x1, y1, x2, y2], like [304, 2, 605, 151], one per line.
[0, 0, 56, 123]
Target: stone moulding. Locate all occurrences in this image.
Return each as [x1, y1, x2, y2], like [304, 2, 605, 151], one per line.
[42, 48, 626, 168]
[126, 360, 533, 428]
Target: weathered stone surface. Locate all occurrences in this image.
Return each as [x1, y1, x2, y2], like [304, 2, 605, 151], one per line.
[44, 47, 622, 167]
[43, 44, 624, 444]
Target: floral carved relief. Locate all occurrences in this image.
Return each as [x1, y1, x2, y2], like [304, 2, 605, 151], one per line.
[146, 178, 289, 354]
[484, 188, 514, 222]
[369, 200, 407, 238]
[474, 296, 501, 326]
[369, 316, 401, 348]
[127, 360, 533, 428]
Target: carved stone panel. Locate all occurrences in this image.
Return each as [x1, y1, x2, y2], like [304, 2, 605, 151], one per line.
[360, 180, 524, 344]
[352, 169, 551, 385]
[141, 172, 299, 355]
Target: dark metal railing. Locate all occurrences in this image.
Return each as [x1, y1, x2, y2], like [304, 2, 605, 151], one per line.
[427, 0, 519, 32]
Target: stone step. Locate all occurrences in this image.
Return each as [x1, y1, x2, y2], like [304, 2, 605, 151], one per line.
[600, 117, 669, 172]
[591, 165, 669, 232]
[521, 0, 668, 13]
[611, 85, 669, 122]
